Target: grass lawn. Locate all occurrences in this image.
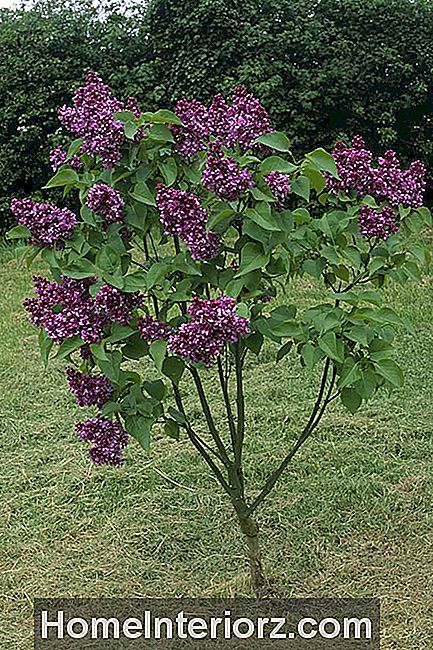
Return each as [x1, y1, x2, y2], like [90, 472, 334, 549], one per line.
[1, 244, 433, 649]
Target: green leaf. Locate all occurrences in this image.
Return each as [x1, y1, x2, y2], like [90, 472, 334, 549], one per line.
[207, 207, 235, 232]
[38, 330, 53, 367]
[63, 258, 97, 279]
[244, 207, 280, 231]
[339, 358, 362, 389]
[124, 122, 138, 140]
[254, 131, 291, 152]
[259, 155, 297, 173]
[143, 109, 182, 125]
[306, 148, 338, 178]
[150, 339, 167, 372]
[147, 262, 171, 289]
[43, 168, 79, 188]
[107, 324, 136, 343]
[113, 110, 137, 123]
[125, 415, 153, 449]
[318, 331, 344, 363]
[341, 387, 362, 413]
[130, 181, 156, 206]
[122, 334, 149, 360]
[89, 342, 108, 361]
[164, 420, 180, 440]
[98, 350, 122, 384]
[276, 340, 293, 362]
[122, 271, 148, 292]
[66, 138, 83, 159]
[235, 243, 269, 278]
[168, 406, 187, 425]
[144, 379, 166, 401]
[302, 258, 326, 279]
[159, 157, 177, 186]
[162, 356, 185, 384]
[301, 342, 321, 370]
[245, 332, 263, 355]
[374, 358, 404, 387]
[148, 123, 174, 143]
[6, 225, 31, 240]
[291, 176, 311, 201]
[268, 319, 302, 338]
[56, 336, 84, 360]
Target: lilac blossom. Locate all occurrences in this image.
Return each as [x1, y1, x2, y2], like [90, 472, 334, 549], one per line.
[94, 285, 142, 325]
[156, 185, 221, 261]
[11, 198, 77, 248]
[24, 276, 141, 344]
[49, 145, 82, 172]
[224, 85, 272, 151]
[168, 295, 250, 367]
[172, 86, 271, 159]
[327, 136, 374, 198]
[24, 276, 104, 344]
[184, 225, 221, 261]
[66, 367, 113, 408]
[202, 142, 253, 201]
[264, 171, 291, 209]
[86, 184, 125, 226]
[327, 136, 426, 209]
[371, 151, 426, 209]
[58, 72, 140, 168]
[76, 417, 128, 466]
[137, 315, 172, 342]
[358, 204, 399, 240]
[171, 98, 209, 159]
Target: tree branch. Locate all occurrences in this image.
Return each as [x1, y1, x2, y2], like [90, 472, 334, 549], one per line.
[171, 383, 233, 497]
[249, 359, 336, 514]
[189, 366, 233, 468]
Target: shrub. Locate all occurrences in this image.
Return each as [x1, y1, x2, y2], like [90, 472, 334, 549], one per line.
[8, 73, 431, 593]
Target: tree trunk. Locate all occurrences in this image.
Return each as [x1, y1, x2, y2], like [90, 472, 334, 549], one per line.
[234, 505, 269, 596]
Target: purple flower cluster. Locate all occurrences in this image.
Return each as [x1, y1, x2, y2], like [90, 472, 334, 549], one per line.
[156, 185, 221, 261]
[66, 367, 113, 407]
[171, 99, 209, 160]
[168, 295, 250, 367]
[86, 184, 125, 227]
[76, 417, 128, 466]
[49, 145, 82, 172]
[327, 136, 426, 209]
[24, 276, 141, 343]
[58, 72, 140, 168]
[94, 284, 142, 325]
[11, 198, 77, 248]
[371, 151, 426, 209]
[222, 85, 272, 151]
[137, 315, 172, 342]
[202, 142, 253, 201]
[172, 86, 271, 158]
[357, 204, 399, 240]
[264, 171, 291, 209]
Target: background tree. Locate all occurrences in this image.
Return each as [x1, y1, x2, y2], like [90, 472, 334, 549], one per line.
[1, 0, 433, 231]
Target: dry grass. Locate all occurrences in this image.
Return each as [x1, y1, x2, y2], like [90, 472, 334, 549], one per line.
[1, 246, 433, 648]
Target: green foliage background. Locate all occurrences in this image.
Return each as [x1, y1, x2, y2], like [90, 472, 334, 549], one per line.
[1, 0, 432, 229]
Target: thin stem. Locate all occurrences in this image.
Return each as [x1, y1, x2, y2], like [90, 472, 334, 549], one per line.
[217, 357, 237, 451]
[172, 383, 233, 496]
[234, 341, 246, 488]
[142, 235, 160, 318]
[148, 231, 159, 260]
[189, 367, 232, 468]
[249, 358, 334, 514]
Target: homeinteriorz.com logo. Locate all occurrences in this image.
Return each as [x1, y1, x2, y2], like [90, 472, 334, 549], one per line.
[34, 598, 379, 648]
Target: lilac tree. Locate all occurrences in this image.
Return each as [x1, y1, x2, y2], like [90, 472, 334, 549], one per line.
[8, 73, 431, 594]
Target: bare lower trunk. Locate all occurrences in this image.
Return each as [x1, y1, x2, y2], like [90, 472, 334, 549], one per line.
[234, 504, 269, 596]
